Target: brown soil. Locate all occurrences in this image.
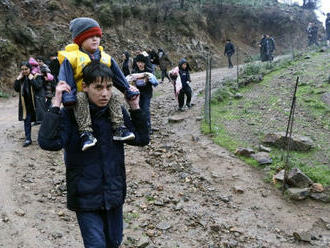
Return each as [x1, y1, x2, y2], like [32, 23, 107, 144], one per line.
[0, 65, 329, 247]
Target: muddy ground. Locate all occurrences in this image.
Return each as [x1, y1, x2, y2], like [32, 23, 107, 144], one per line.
[0, 65, 329, 248]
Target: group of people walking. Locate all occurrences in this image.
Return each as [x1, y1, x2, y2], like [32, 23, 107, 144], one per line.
[306, 14, 330, 48]
[14, 56, 59, 147]
[306, 22, 319, 47]
[14, 16, 194, 248]
[259, 34, 276, 62]
[121, 47, 173, 84]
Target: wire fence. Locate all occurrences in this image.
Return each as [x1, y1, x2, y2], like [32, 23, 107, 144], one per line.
[203, 37, 330, 186]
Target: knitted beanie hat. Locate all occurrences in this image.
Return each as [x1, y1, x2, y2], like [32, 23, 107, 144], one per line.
[69, 17, 102, 46]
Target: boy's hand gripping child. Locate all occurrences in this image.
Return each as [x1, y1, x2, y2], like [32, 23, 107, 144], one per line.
[58, 17, 138, 151]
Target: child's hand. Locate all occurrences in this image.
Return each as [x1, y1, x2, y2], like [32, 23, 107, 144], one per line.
[28, 74, 34, 80]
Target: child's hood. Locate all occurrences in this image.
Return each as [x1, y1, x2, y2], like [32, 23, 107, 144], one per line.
[29, 57, 39, 67]
[178, 58, 190, 71]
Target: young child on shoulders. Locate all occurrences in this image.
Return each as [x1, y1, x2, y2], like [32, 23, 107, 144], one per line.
[58, 17, 138, 151]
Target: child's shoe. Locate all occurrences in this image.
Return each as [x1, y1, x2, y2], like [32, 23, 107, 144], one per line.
[113, 126, 135, 141]
[81, 131, 97, 151]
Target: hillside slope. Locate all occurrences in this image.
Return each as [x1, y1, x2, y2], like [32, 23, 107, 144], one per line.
[0, 0, 320, 91]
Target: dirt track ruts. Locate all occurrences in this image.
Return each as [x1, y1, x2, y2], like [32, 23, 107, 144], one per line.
[0, 65, 329, 247]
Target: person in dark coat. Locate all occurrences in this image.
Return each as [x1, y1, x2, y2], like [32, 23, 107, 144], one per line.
[268, 36, 276, 60]
[306, 22, 313, 46]
[14, 62, 42, 147]
[131, 54, 158, 133]
[121, 51, 131, 76]
[132, 49, 153, 73]
[326, 13, 330, 46]
[178, 58, 192, 111]
[48, 53, 60, 82]
[147, 48, 159, 74]
[310, 22, 319, 46]
[259, 35, 267, 61]
[224, 39, 235, 68]
[158, 49, 172, 83]
[267, 35, 275, 61]
[38, 66, 56, 110]
[38, 61, 149, 248]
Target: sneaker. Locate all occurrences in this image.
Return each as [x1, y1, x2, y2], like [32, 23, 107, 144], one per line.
[23, 140, 32, 147]
[186, 103, 192, 108]
[178, 107, 184, 112]
[113, 127, 135, 141]
[81, 132, 97, 151]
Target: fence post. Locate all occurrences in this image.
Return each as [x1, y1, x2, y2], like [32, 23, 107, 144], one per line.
[236, 46, 239, 86]
[289, 16, 295, 60]
[282, 77, 299, 193]
[208, 54, 212, 132]
[204, 54, 210, 124]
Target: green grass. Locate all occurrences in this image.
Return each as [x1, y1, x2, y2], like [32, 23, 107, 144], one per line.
[124, 212, 140, 222]
[202, 50, 330, 186]
[0, 90, 9, 98]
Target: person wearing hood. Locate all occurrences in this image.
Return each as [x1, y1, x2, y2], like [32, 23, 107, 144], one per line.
[130, 54, 158, 133]
[326, 13, 330, 47]
[178, 58, 192, 111]
[122, 51, 132, 76]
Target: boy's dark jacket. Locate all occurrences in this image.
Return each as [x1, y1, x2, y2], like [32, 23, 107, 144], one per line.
[38, 104, 149, 211]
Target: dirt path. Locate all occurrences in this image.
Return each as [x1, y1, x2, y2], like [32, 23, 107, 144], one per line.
[0, 65, 329, 248]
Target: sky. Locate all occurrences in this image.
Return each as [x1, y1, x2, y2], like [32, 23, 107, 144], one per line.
[279, 0, 330, 26]
[315, 0, 330, 26]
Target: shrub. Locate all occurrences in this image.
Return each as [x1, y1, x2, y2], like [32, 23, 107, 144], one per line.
[0, 38, 16, 63]
[242, 63, 261, 76]
[47, 0, 60, 11]
[96, 3, 114, 27]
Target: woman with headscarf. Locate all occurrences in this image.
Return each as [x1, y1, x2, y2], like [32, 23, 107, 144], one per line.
[14, 61, 43, 147]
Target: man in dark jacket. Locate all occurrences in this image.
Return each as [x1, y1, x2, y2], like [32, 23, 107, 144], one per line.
[267, 35, 275, 61]
[158, 49, 172, 83]
[310, 22, 319, 46]
[147, 48, 159, 74]
[224, 39, 235, 68]
[259, 34, 267, 61]
[326, 13, 330, 47]
[38, 61, 149, 248]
